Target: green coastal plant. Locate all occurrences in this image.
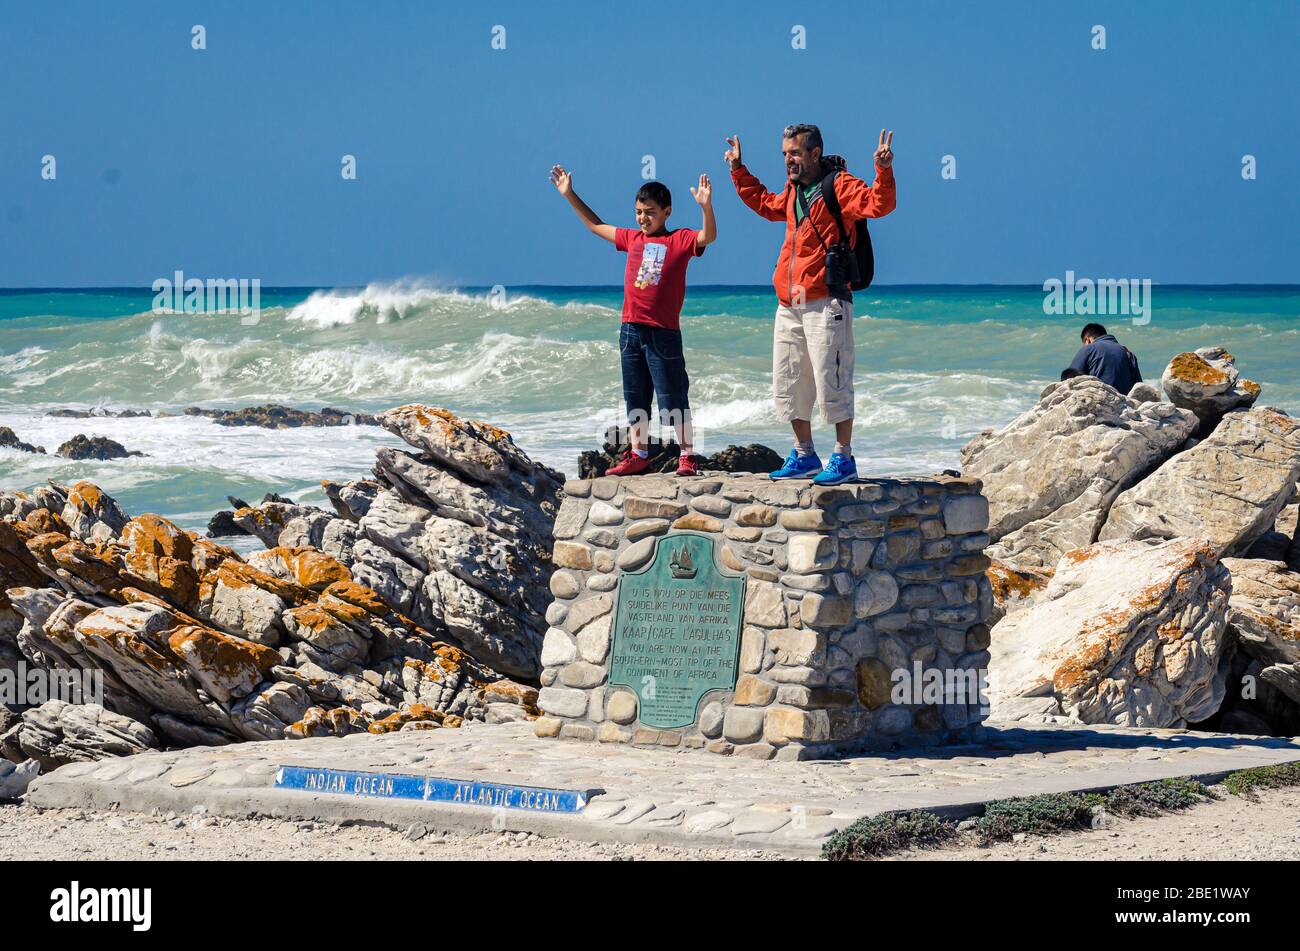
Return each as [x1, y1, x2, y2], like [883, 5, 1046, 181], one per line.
[822, 777, 1219, 861]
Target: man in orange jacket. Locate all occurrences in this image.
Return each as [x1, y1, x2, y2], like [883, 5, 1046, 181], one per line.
[727, 125, 896, 484]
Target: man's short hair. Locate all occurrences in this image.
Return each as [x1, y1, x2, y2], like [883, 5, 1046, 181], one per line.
[1081, 322, 1107, 341]
[782, 123, 823, 152]
[636, 181, 672, 208]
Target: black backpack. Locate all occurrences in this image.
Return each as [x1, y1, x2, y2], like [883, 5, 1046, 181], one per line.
[819, 155, 875, 290]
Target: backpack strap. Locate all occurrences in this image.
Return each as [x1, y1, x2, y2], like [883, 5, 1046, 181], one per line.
[820, 169, 851, 245]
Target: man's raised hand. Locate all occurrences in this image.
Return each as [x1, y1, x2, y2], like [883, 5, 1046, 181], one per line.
[874, 130, 894, 168]
[690, 173, 713, 207]
[549, 164, 573, 196]
[723, 135, 742, 170]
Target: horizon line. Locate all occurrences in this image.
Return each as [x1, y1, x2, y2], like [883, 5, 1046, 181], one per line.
[3, 282, 1300, 293]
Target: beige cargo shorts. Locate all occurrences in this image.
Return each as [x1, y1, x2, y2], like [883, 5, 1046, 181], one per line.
[772, 296, 856, 424]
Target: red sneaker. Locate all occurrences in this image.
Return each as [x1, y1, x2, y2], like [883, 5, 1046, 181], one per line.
[607, 450, 652, 476]
[675, 453, 699, 477]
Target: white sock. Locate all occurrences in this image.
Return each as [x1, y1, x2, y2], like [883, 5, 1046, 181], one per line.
[795, 441, 815, 457]
[835, 443, 852, 457]
[633, 448, 649, 459]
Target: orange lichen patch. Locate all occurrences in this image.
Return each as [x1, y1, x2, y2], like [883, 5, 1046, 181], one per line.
[401, 404, 515, 446]
[203, 559, 311, 605]
[24, 530, 73, 566]
[234, 506, 288, 530]
[286, 705, 372, 739]
[74, 621, 175, 676]
[0, 522, 46, 590]
[481, 680, 540, 708]
[322, 579, 388, 616]
[166, 623, 279, 699]
[25, 508, 70, 535]
[116, 586, 166, 606]
[52, 539, 128, 592]
[272, 547, 351, 592]
[66, 480, 104, 512]
[1239, 379, 1261, 397]
[122, 546, 199, 611]
[987, 559, 1052, 602]
[1168, 351, 1230, 387]
[122, 513, 195, 563]
[191, 539, 240, 576]
[285, 597, 370, 633]
[367, 703, 459, 735]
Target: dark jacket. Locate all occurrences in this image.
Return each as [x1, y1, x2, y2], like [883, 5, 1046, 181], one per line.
[1063, 334, 1142, 394]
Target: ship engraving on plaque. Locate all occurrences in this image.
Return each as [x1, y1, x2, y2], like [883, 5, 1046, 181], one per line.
[609, 532, 746, 730]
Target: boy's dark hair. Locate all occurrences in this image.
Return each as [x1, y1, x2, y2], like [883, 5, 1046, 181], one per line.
[636, 181, 672, 208]
[1081, 322, 1107, 341]
[783, 123, 823, 151]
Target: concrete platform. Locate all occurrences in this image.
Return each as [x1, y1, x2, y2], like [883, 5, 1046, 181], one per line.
[26, 721, 1300, 857]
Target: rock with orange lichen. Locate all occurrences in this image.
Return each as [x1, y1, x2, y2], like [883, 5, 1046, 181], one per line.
[367, 703, 460, 734]
[69, 602, 240, 740]
[25, 532, 127, 600]
[378, 404, 538, 486]
[119, 514, 201, 611]
[284, 705, 373, 739]
[231, 501, 331, 549]
[1101, 408, 1300, 557]
[1162, 347, 1261, 434]
[24, 508, 69, 536]
[986, 559, 1054, 626]
[961, 376, 1197, 569]
[228, 681, 312, 740]
[987, 537, 1231, 727]
[280, 598, 375, 671]
[1220, 558, 1300, 703]
[60, 480, 130, 542]
[166, 622, 280, 704]
[1, 521, 50, 633]
[246, 546, 351, 592]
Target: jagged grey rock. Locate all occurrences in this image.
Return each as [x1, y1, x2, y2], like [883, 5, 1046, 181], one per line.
[960, 376, 1196, 568]
[1100, 408, 1300, 556]
[1, 700, 157, 771]
[1220, 558, 1300, 703]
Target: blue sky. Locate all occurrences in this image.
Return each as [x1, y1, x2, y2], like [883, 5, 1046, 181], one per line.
[2, 0, 1296, 287]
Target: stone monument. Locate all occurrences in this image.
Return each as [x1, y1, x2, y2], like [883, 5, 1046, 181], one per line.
[536, 472, 993, 760]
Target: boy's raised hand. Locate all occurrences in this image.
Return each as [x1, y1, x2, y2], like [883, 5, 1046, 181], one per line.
[548, 164, 573, 196]
[690, 174, 712, 206]
[723, 135, 742, 169]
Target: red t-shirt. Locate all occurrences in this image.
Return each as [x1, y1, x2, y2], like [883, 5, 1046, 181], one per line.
[614, 227, 703, 330]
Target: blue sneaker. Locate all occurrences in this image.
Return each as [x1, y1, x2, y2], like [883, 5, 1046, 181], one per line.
[812, 451, 858, 485]
[770, 448, 822, 480]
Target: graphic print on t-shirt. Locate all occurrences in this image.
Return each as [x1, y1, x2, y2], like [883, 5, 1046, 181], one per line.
[634, 243, 667, 289]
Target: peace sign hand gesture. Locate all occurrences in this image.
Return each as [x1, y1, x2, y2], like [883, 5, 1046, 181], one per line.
[874, 129, 894, 168]
[723, 135, 742, 170]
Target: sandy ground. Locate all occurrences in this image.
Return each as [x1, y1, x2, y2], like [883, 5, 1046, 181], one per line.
[2, 785, 1299, 860]
[0, 801, 788, 861]
[900, 785, 1300, 861]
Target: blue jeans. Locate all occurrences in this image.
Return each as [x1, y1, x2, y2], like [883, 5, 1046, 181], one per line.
[619, 322, 690, 427]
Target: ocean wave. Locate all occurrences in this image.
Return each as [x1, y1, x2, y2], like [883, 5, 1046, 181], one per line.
[285, 281, 556, 328]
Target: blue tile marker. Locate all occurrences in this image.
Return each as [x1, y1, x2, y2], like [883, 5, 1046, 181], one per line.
[274, 765, 596, 814]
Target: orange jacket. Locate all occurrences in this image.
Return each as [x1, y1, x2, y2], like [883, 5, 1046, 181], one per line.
[731, 162, 896, 305]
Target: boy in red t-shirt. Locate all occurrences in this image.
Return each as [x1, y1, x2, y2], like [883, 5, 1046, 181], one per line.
[550, 165, 716, 475]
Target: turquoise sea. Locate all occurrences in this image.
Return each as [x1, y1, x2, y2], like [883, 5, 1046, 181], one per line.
[1, 284, 1297, 536]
